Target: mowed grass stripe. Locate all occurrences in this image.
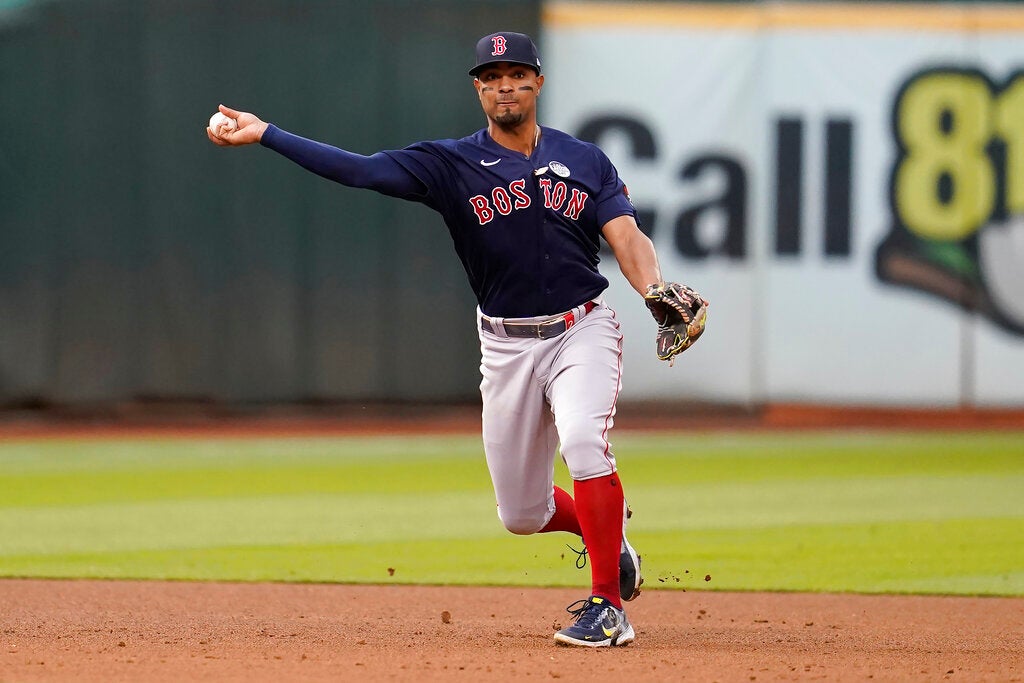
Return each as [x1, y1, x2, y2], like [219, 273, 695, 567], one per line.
[2, 430, 1019, 473]
[0, 491, 501, 555]
[632, 474, 1024, 530]
[0, 435, 485, 474]
[0, 535, 585, 586]
[0, 457, 493, 507]
[0, 437, 491, 507]
[3, 431, 1020, 507]
[638, 517, 1024, 594]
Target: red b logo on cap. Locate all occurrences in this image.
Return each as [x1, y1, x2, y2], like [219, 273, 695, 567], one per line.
[491, 35, 507, 56]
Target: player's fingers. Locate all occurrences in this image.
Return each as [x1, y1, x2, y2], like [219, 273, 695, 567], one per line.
[206, 127, 230, 146]
[219, 103, 242, 118]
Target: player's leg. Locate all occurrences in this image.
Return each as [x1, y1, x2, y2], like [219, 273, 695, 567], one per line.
[538, 484, 582, 535]
[545, 306, 634, 609]
[572, 473, 626, 606]
[478, 330, 562, 535]
[545, 306, 639, 646]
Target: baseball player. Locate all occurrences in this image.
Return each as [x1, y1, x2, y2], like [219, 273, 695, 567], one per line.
[207, 31, 706, 648]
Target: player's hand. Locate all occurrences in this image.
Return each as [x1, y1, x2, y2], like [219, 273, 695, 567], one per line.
[206, 104, 269, 147]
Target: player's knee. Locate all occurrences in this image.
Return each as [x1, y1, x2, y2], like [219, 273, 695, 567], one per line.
[560, 430, 615, 480]
[497, 510, 546, 535]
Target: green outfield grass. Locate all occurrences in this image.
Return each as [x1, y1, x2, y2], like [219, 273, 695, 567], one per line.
[0, 431, 1021, 596]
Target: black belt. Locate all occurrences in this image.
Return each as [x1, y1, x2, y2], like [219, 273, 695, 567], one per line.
[480, 301, 597, 339]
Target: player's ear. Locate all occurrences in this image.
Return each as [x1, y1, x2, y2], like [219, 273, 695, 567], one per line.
[536, 74, 545, 92]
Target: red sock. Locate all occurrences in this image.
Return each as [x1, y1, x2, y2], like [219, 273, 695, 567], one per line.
[573, 472, 625, 609]
[539, 486, 582, 536]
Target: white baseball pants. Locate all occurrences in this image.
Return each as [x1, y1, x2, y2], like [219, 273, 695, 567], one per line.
[476, 301, 623, 535]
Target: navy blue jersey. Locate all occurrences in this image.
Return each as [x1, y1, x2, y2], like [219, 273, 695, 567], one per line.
[262, 125, 636, 318]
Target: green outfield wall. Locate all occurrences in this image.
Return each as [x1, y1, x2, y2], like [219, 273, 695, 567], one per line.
[0, 0, 540, 405]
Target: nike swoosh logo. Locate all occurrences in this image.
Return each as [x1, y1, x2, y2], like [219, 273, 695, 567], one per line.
[480, 159, 501, 166]
[602, 626, 616, 637]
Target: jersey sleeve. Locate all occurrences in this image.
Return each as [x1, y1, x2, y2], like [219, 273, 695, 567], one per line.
[260, 124, 427, 200]
[593, 147, 637, 228]
[380, 142, 460, 214]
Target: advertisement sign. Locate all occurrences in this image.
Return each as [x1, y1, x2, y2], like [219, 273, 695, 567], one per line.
[544, 2, 1024, 406]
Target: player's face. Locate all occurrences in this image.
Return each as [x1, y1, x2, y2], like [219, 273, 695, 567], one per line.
[474, 63, 544, 128]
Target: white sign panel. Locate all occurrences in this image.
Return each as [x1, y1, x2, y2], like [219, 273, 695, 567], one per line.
[543, 2, 1024, 407]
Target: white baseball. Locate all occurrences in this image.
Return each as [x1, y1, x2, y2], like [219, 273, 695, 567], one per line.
[209, 112, 237, 137]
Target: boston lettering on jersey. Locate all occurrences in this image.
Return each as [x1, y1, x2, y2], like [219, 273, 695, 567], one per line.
[468, 177, 589, 225]
[381, 127, 634, 316]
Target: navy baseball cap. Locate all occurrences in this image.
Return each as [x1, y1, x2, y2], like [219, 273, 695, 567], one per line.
[469, 31, 542, 77]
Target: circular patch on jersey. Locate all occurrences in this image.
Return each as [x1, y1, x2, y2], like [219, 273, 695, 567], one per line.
[549, 161, 570, 178]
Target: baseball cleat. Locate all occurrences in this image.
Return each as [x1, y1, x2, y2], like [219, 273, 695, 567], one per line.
[620, 504, 643, 602]
[554, 595, 635, 647]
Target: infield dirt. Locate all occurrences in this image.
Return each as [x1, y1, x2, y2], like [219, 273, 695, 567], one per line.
[2, 579, 1022, 682]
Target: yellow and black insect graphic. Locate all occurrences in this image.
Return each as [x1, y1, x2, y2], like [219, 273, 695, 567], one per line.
[876, 66, 1024, 334]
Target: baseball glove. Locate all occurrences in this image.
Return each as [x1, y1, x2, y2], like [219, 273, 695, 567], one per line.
[643, 282, 708, 364]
